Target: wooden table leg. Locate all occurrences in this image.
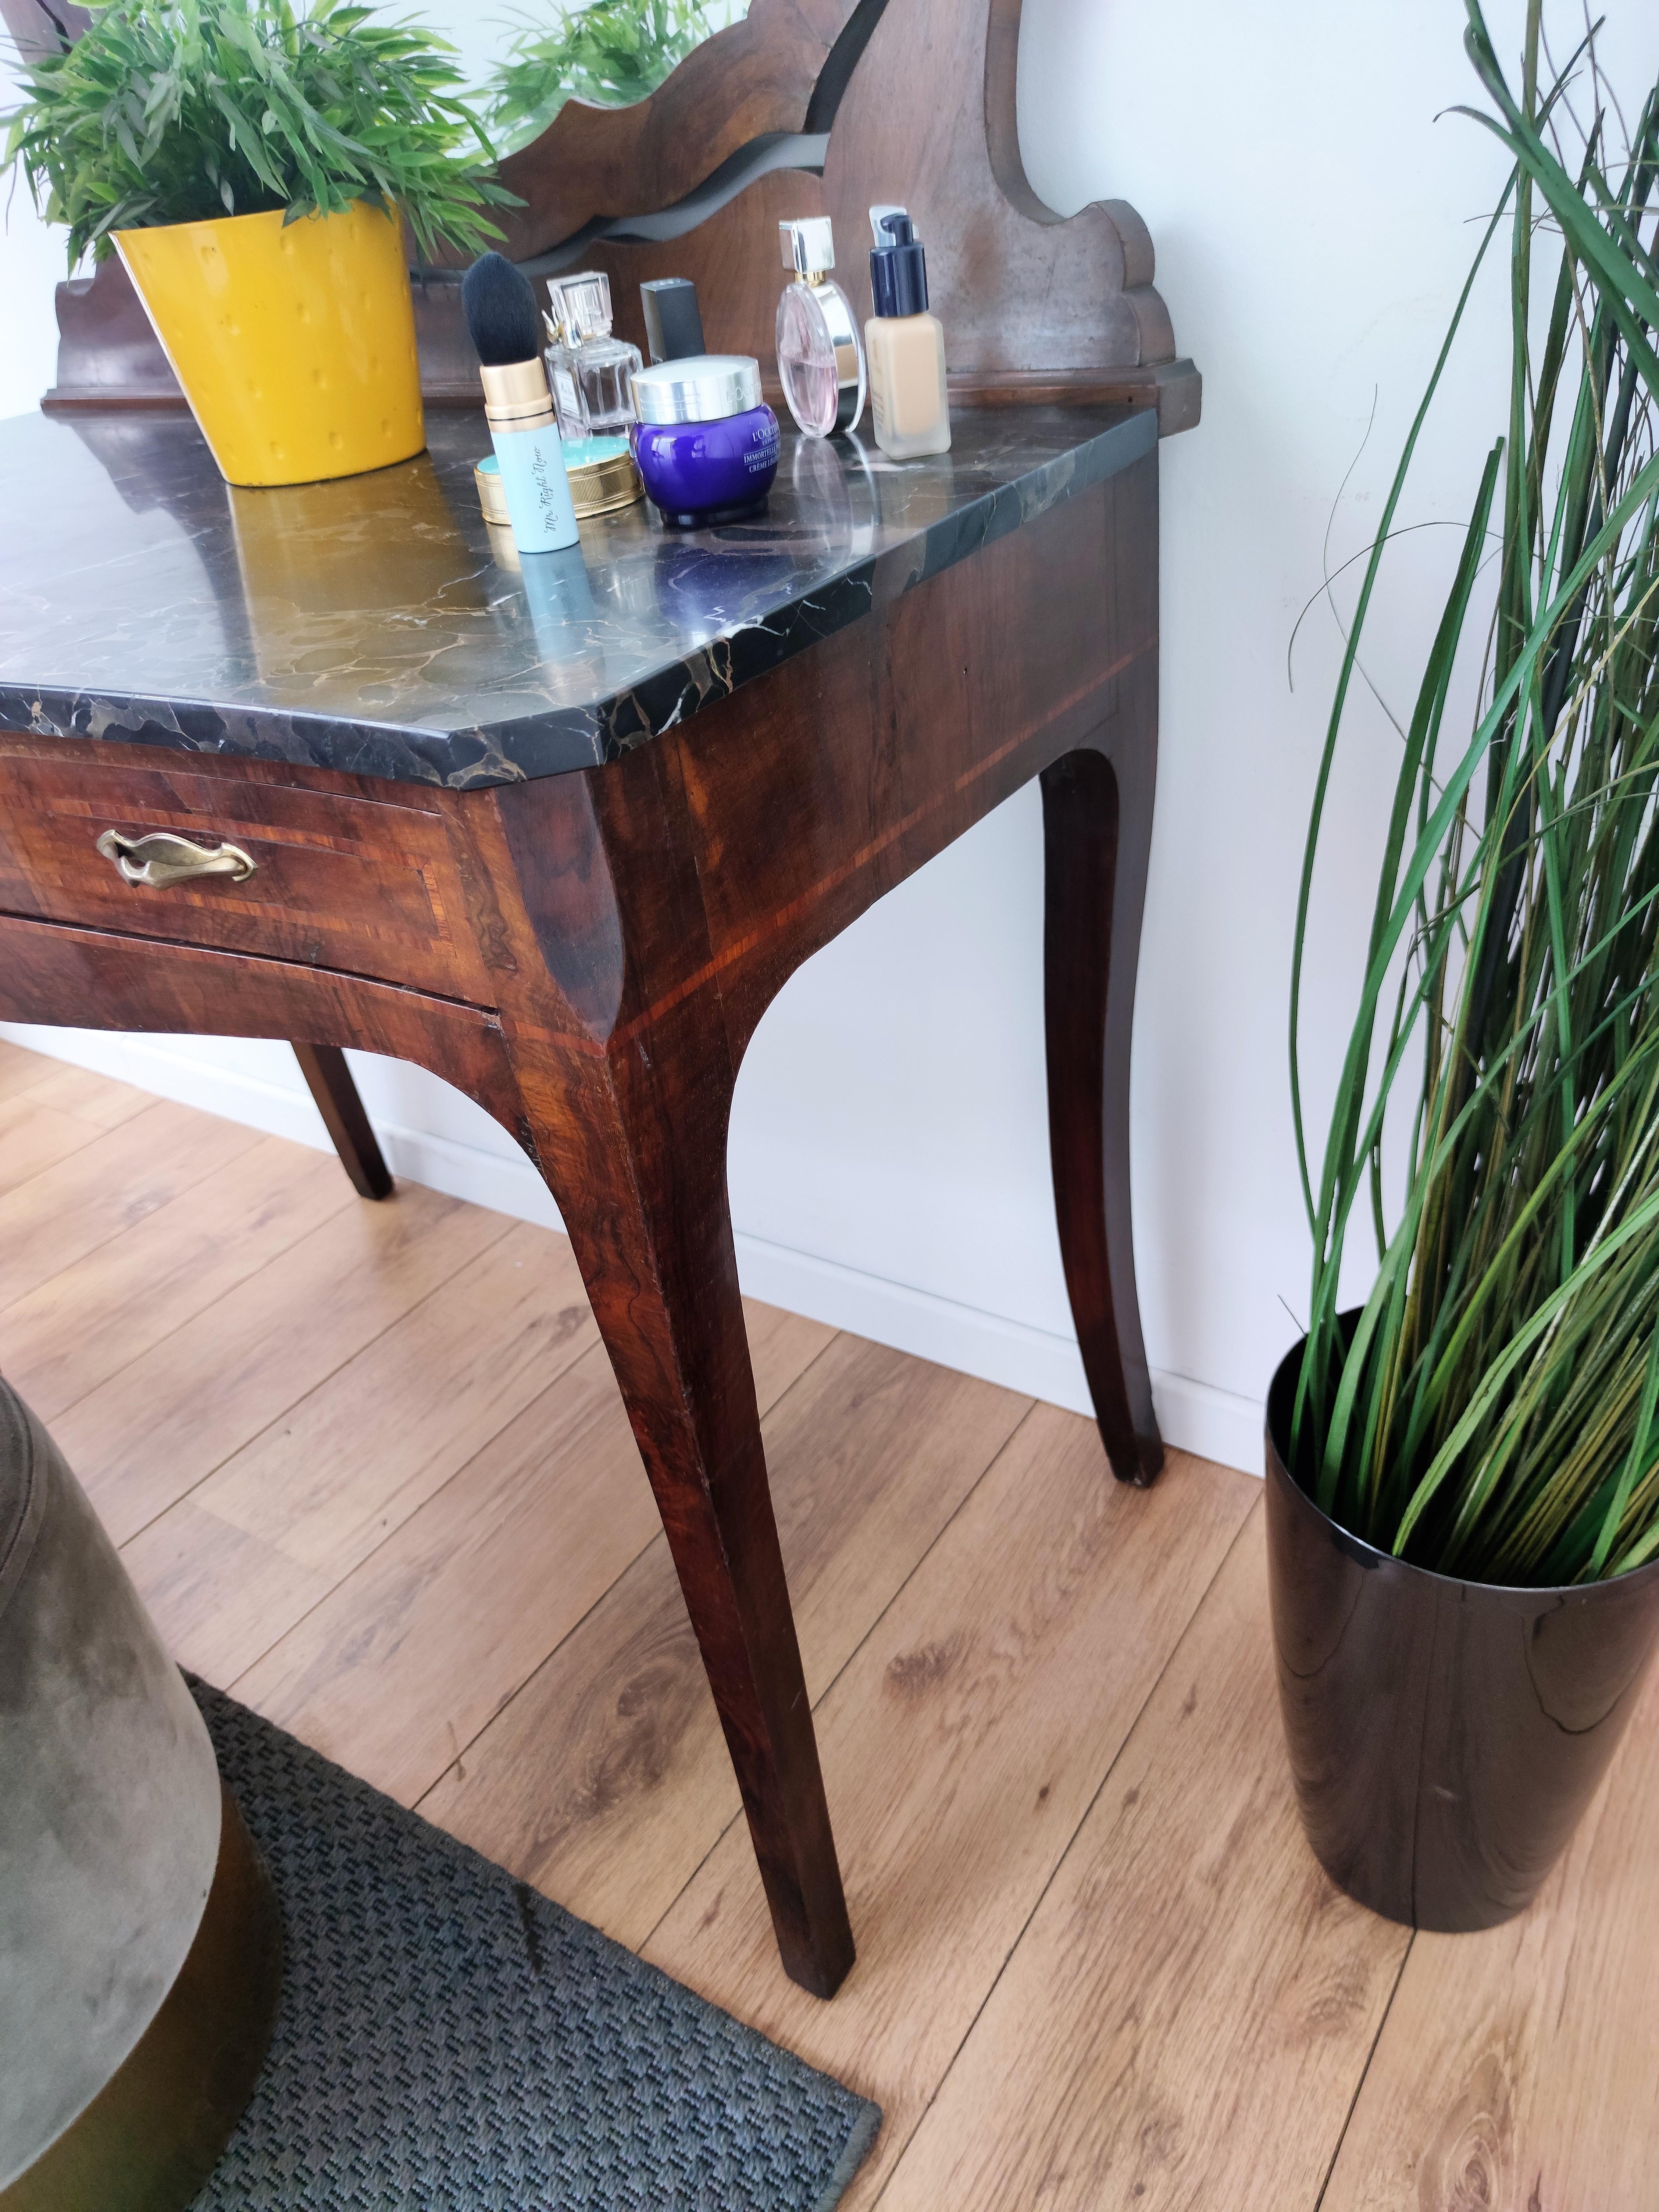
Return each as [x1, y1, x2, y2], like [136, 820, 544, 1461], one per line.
[510, 1025, 855, 1999]
[1042, 739, 1164, 1485]
[292, 1042, 394, 1201]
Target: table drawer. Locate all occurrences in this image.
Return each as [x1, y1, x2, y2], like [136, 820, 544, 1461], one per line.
[0, 750, 495, 1006]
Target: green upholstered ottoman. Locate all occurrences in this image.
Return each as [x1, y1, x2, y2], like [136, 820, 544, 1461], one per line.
[0, 1375, 279, 2212]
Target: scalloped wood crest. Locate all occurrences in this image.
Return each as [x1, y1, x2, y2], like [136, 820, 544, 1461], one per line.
[40, 0, 1198, 434]
[0, 0, 92, 58]
[828, 0, 1191, 397]
[496, 0, 1198, 430]
[489, 0, 857, 260]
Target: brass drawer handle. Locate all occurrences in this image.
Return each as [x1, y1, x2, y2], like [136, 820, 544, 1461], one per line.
[95, 828, 258, 891]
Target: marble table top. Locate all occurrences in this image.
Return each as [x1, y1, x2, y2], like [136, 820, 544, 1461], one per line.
[0, 403, 1154, 789]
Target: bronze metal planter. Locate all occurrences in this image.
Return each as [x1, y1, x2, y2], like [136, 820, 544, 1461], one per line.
[1, 1786, 282, 2212]
[1265, 1328, 1659, 1930]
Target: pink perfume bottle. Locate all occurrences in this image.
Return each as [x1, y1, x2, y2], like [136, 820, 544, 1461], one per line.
[775, 218, 866, 439]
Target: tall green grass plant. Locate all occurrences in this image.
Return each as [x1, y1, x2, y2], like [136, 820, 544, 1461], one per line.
[1291, 1, 1659, 1585]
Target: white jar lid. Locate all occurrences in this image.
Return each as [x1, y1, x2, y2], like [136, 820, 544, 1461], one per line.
[632, 354, 763, 425]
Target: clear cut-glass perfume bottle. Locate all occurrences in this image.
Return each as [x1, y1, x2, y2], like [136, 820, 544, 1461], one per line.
[548, 270, 643, 437]
[775, 218, 866, 439]
[542, 283, 586, 440]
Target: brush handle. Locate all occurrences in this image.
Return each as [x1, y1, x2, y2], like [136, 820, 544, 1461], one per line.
[490, 420, 580, 553]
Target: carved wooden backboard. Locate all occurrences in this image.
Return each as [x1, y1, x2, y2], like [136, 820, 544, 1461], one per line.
[30, 0, 1199, 435]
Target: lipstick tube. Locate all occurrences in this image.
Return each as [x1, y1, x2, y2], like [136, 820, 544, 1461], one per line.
[478, 357, 580, 553]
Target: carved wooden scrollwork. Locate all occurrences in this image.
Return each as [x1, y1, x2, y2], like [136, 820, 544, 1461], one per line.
[38, 0, 1198, 434]
[511, 0, 1198, 429]
[488, 0, 864, 261]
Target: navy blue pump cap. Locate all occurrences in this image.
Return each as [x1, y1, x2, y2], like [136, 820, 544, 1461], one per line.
[869, 207, 929, 318]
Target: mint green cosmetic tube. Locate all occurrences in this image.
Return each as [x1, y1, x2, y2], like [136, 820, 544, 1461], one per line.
[491, 420, 580, 553]
[478, 353, 582, 554]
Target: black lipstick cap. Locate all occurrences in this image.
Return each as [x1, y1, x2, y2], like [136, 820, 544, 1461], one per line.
[640, 278, 706, 363]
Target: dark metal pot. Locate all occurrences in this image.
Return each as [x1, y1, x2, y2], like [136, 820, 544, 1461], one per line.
[1265, 1327, 1659, 1930]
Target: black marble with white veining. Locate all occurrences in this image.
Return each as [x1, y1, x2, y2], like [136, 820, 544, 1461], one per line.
[0, 403, 1154, 789]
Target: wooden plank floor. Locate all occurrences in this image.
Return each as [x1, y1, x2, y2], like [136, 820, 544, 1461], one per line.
[3, 1033, 1654, 2208]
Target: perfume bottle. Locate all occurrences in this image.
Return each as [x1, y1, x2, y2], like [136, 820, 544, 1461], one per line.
[865, 205, 950, 460]
[775, 218, 866, 438]
[541, 284, 586, 440]
[547, 270, 643, 436]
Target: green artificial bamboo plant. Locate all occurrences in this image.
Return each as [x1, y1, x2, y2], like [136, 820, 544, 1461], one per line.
[1, 0, 514, 264]
[482, 0, 730, 153]
[1289, 1, 1659, 1585]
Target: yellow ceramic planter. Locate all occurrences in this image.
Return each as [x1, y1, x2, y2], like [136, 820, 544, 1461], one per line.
[115, 200, 425, 488]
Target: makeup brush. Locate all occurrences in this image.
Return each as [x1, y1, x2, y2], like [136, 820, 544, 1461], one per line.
[463, 252, 580, 555]
[463, 252, 544, 368]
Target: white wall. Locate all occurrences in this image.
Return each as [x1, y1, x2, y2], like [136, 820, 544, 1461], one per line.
[5, 4, 1654, 1472]
[0, 37, 71, 414]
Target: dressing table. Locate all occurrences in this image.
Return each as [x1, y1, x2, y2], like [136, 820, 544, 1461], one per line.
[0, 0, 1198, 1998]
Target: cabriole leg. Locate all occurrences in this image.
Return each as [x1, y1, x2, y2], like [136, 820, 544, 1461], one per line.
[1041, 742, 1164, 1484]
[292, 1042, 393, 1201]
[512, 1028, 855, 1998]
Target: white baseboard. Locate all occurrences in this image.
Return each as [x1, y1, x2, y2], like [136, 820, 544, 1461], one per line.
[729, 1232, 1263, 1474]
[4, 1023, 329, 1141]
[1, 1023, 1264, 1475]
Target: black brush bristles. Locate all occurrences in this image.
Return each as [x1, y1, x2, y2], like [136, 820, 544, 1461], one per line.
[462, 252, 543, 368]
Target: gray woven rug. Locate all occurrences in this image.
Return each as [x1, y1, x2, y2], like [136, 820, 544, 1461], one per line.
[186, 1680, 879, 2211]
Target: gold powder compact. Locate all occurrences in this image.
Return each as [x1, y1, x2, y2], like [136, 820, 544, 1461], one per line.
[474, 435, 642, 530]
[474, 453, 512, 528]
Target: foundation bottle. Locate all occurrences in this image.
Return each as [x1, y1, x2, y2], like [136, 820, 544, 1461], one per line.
[864, 205, 950, 460]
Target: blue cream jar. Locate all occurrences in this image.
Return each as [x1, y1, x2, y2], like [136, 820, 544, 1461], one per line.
[631, 355, 779, 527]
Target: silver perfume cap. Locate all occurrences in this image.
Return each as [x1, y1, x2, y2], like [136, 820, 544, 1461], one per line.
[543, 276, 574, 346]
[550, 270, 614, 342]
[780, 217, 836, 278]
[632, 354, 763, 424]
